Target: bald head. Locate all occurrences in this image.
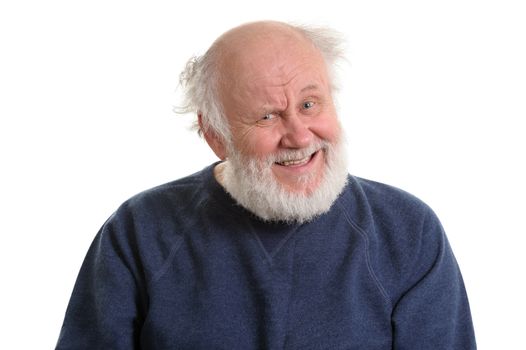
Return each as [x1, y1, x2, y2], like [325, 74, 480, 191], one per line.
[211, 22, 323, 87]
[178, 21, 345, 142]
[213, 21, 316, 58]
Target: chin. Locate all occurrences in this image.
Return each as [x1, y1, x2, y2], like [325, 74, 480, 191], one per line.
[222, 138, 349, 224]
[278, 177, 323, 196]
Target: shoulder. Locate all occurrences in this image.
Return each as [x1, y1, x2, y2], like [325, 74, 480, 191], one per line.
[351, 175, 431, 216]
[342, 175, 438, 234]
[341, 175, 446, 302]
[345, 174, 444, 244]
[95, 164, 217, 282]
[110, 164, 217, 234]
[122, 166, 211, 216]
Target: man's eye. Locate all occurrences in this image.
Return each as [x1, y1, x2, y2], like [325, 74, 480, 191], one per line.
[303, 101, 315, 109]
[262, 113, 275, 120]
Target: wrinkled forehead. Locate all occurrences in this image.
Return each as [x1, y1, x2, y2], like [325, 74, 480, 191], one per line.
[217, 33, 329, 91]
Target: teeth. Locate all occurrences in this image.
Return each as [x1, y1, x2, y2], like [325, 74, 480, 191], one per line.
[278, 155, 311, 166]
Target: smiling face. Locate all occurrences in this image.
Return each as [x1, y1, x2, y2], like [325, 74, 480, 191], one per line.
[214, 24, 341, 195]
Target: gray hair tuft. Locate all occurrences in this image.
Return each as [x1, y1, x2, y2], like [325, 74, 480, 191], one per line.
[175, 46, 230, 142]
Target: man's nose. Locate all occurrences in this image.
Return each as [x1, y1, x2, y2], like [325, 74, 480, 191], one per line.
[279, 114, 313, 149]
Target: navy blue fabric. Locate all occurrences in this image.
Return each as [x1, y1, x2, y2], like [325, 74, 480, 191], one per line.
[56, 164, 476, 349]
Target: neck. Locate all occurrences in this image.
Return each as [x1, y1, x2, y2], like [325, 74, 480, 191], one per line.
[214, 161, 227, 187]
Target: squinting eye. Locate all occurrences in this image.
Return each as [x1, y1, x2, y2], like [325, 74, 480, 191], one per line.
[262, 113, 275, 120]
[303, 101, 315, 109]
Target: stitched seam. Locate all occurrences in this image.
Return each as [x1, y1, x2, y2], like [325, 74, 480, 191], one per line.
[282, 234, 298, 349]
[150, 235, 184, 285]
[337, 202, 392, 307]
[269, 226, 298, 259]
[244, 217, 274, 266]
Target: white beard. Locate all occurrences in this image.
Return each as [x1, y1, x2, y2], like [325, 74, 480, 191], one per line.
[221, 136, 348, 224]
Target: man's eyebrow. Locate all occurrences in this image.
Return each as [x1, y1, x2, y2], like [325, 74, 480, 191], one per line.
[300, 84, 319, 93]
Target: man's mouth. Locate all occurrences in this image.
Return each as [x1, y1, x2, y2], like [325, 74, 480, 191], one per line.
[275, 151, 317, 167]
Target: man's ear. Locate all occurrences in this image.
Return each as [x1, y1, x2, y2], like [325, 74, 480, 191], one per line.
[198, 114, 227, 160]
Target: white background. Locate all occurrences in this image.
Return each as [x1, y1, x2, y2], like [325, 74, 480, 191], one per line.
[1, 0, 524, 348]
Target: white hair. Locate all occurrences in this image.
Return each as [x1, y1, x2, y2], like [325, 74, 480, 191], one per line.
[175, 22, 347, 141]
[222, 135, 349, 224]
[176, 44, 231, 142]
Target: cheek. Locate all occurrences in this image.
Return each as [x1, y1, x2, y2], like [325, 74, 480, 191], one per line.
[234, 129, 282, 158]
[311, 113, 341, 142]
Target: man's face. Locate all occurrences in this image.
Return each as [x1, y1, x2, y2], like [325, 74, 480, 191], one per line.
[219, 33, 341, 195]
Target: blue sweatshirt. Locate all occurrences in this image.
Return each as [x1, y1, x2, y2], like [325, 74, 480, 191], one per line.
[56, 164, 476, 349]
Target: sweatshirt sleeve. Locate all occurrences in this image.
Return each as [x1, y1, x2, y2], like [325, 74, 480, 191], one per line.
[391, 209, 476, 349]
[55, 213, 146, 350]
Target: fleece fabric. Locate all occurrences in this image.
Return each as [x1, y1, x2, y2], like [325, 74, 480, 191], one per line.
[56, 164, 476, 349]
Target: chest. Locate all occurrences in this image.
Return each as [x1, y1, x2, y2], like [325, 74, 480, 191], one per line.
[139, 227, 392, 349]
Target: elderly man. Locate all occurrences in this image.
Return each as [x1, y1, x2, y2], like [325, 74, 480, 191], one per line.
[56, 21, 476, 349]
